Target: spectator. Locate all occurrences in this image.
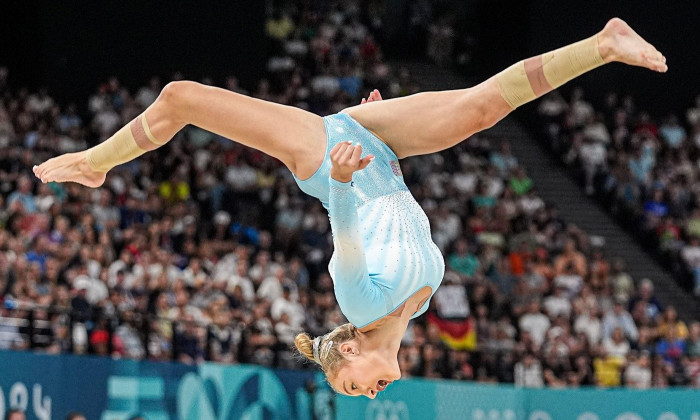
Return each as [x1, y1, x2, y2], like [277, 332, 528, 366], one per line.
[114, 310, 146, 359]
[447, 239, 479, 277]
[578, 133, 607, 195]
[656, 328, 686, 365]
[687, 322, 700, 358]
[514, 353, 544, 388]
[543, 285, 572, 320]
[174, 315, 205, 365]
[610, 259, 634, 303]
[624, 351, 652, 389]
[519, 300, 551, 347]
[658, 115, 686, 148]
[490, 141, 518, 177]
[602, 299, 639, 342]
[574, 306, 602, 346]
[602, 326, 631, 359]
[433, 272, 470, 319]
[657, 306, 689, 340]
[628, 278, 663, 320]
[7, 176, 36, 213]
[554, 239, 587, 278]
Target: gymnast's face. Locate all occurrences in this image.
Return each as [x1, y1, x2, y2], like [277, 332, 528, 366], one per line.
[330, 340, 401, 399]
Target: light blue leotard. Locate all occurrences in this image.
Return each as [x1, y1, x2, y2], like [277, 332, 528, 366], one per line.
[294, 113, 445, 328]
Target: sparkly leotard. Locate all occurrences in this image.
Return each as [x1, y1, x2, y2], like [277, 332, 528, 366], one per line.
[293, 113, 445, 328]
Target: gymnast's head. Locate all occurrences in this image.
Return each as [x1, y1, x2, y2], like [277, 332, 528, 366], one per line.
[294, 323, 400, 399]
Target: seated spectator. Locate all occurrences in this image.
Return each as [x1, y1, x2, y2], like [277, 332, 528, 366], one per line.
[508, 240, 531, 277]
[509, 167, 533, 196]
[602, 327, 631, 359]
[624, 351, 652, 389]
[593, 355, 625, 387]
[656, 328, 686, 365]
[680, 236, 700, 296]
[578, 133, 607, 195]
[543, 285, 572, 320]
[174, 315, 205, 365]
[489, 141, 518, 177]
[531, 247, 555, 283]
[610, 258, 635, 303]
[658, 114, 686, 149]
[657, 306, 689, 340]
[114, 311, 146, 360]
[226, 260, 255, 303]
[687, 322, 700, 358]
[447, 239, 480, 277]
[271, 286, 305, 328]
[554, 239, 587, 278]
[553, 262, 584, 299]
[514, 353, 543, 388]
[643, 189, 669, 229]
[519, 300, 551, 347]
[602, 299, 639, 342]
[628, 278, 663, 320]
[433, 272, 470, 319]
[574, 305, 602, 346]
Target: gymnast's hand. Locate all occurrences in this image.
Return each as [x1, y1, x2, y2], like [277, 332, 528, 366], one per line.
[360, 89, 382, 104]
[330, 141, 374, 183]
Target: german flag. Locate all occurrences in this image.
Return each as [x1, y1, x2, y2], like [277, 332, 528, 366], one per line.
[427, 313, 477, 350]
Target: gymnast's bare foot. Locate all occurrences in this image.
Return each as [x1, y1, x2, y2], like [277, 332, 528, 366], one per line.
[597, 17, 667, 72]
[33, 150, 106, 188]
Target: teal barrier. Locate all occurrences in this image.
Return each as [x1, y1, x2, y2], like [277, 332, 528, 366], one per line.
[0, 350, 329, 420]
[1, 351, 698, 420]
[337, 378, 700, 420]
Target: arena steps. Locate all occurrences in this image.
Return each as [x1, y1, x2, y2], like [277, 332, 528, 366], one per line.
[493, 118, 699, 321]
[400, 61, 700, 322]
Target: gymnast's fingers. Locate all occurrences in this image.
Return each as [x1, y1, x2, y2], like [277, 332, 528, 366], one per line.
[358, 154, 375, 170]
[341, 142, 356, 162]
[351, 143, 363, 164]
[330, 141, 344, 159]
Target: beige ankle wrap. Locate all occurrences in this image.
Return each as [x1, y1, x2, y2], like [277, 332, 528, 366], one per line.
[86, 114, 166, 172]
[496, 35, 605, 109]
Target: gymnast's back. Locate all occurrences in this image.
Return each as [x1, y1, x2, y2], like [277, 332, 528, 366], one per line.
[294, 113, 445, 328]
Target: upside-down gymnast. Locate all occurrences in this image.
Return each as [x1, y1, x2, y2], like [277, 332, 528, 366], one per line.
[34, 19, 666, 398]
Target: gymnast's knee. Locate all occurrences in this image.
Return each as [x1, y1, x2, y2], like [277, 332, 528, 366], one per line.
[156, 81, 199, 120]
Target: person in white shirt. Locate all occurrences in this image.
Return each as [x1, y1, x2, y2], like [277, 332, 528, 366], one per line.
[574, 305, 602, 346]
[226, 260, 255, 303]
[514, 353, 544, 388]
[519, 300, 551, 347]
[257, 266, 290, 303]
[271, 287, 306, 328]
[602, 300, 639, 342]
[602, 326, 630, 358]
[543, 285, 572, 319]
[624, 352, 652, 389]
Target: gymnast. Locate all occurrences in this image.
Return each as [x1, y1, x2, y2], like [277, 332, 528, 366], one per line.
[34, 18, 666, 398]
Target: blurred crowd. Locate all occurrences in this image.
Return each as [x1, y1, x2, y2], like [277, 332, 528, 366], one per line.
[1, 0, 699, 390]
[537, 89, 700, 298]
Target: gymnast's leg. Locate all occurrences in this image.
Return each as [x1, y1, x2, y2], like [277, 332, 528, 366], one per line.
[34, 82, 327, 187]
[343, 18, 667, 159]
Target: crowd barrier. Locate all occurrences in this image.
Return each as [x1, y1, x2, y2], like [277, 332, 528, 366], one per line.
[0, 351, 697, 420]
